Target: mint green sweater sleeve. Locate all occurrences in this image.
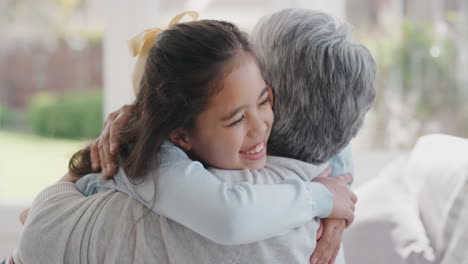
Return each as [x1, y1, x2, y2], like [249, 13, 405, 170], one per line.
[76, 141, 333, 245]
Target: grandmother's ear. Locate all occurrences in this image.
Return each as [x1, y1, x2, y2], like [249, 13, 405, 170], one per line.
[169, 128, 192, 151]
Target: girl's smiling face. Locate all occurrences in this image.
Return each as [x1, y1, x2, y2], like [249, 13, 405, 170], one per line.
[170, 52, 274, 170]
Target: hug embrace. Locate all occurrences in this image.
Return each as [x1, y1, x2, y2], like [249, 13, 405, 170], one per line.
[12, 8, 375, 264]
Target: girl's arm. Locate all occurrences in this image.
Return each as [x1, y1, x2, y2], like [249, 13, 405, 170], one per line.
[78, 105, 355, 245]
[311, 146, 354, 264]
[76, 142, 355, 245]
[157, 159, 331, 245]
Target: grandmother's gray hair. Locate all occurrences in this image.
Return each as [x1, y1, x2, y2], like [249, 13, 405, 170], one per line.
[251, 8, 376, 164]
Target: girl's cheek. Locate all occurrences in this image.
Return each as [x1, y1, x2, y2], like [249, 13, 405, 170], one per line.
[229, 127, 247, 149]
[263, 106, 274, 125]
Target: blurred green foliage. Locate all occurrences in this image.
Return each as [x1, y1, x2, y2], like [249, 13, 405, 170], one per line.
[0, 104, 13, 128]
[394, 22, 460, 117]
[28, 90, 103, 139]
[363, 20, 468, 147]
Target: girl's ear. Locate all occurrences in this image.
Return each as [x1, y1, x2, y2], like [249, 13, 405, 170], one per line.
[267, 86, 274, 107]
[169, 128, 192, 151]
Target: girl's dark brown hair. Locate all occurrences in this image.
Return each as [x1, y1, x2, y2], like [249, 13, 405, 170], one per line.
[69, 20, 252, 185]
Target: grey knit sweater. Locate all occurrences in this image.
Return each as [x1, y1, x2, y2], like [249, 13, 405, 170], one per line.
[14, 158, 345, 263]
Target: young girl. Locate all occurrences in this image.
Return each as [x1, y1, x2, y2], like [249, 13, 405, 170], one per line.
[68, 13, 356, 246]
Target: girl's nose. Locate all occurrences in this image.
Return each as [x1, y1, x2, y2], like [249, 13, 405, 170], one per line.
[247, 115, 267, 139]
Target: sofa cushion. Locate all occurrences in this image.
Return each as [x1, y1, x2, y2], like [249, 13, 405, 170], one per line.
[439, 162, 468, 264]
[343, 156, 436, 264]
[405, 134, 468, 261]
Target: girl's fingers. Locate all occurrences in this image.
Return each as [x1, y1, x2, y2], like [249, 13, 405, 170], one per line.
[109, 108, 131, 155]
[92, 106, 130, 178]
[317, 166, 332, 178]
[349, 202, 355, 213]
[350, 191, 358, 203]
[337, 173, 353, 184]
[102, 136, 112, 179]
[319, 242, 334, 264]
[311, 234, 330, 264]
[107, 105, 134, 173]
[109, 117, 122, 155]
[329, 247, 340, 264]
[105, 110, 119, 127]
[90, 140, 101, 171]
[99, 143, 107, 177]
[101, 115, 114, 179]
[320, 225, 342, 264]
[316, 219, 324, 240]
[345, 213, 355, 228]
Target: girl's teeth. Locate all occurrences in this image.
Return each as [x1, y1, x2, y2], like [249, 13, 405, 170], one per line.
[246, 143, 264, 154]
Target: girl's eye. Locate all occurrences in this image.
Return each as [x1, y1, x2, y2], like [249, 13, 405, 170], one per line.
[259, 98, 270, 106]
[229, 115, 245, 127]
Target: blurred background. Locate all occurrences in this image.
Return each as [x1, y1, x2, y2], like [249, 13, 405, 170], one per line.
[0, 0, 467, 259]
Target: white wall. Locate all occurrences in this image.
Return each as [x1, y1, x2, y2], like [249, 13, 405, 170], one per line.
[103, 0, 160, 116]
[103, 0, 345, 116]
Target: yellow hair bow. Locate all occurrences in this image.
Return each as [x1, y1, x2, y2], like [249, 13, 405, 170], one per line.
[128, 11, 199, 94]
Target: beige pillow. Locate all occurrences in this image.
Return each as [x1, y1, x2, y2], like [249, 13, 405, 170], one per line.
[405, 134, 468, 261]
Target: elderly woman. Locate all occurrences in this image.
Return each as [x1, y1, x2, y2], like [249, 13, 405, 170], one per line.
[13, 8, 375, 264]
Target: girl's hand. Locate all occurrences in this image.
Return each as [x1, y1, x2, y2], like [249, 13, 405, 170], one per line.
[310, 218, 346, 264]
[90, 104, 134, 179]
[316, 219, 324, 240]
[312, 173, 357, 226]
